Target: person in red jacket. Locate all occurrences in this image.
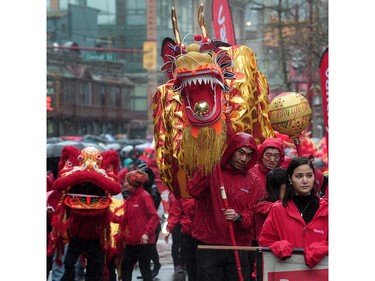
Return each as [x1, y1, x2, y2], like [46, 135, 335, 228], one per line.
[258, 157, 328, 268]
[249, 139, 289, 279]
[250, 168, 286, 280]
[165, 197, 197, 281]
[251, 138, 291, 191]
[164, 192, 185, 273]
[114, 170, 160, 281]
[254, 167, 287, 242]
[187, 132, 265, 281]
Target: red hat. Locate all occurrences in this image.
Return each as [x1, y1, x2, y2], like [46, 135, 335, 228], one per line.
[125, 170, 148, 187]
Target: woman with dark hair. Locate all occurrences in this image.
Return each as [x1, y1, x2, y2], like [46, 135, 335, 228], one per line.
[250, 168, 286, 280]
[258, 157, 328, 268]
[254, 167, 287, 241]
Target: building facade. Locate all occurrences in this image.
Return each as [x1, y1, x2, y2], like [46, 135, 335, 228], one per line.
[47, 0, 327, 139]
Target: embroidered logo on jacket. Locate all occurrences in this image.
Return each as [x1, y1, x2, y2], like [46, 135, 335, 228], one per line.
[313, 229, 324, 235]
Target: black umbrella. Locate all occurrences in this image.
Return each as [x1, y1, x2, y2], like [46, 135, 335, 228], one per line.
[124, 139, 148, 145]
[47, 141, 85, 158]
[47, 137, 64, 144]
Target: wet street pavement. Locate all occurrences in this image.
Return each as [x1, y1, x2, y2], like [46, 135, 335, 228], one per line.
[130, 235, 186, 281]
[48, 234, 186, 281]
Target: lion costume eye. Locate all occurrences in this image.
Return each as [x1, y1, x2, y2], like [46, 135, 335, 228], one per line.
[65, 160, 73, 167]
[106, 165, 113, 173]
[78, 155, 84, 162]
[96, 154, 103, 161]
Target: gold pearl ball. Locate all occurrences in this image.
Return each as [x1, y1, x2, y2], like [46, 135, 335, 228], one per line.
[194, 101, 210, 116]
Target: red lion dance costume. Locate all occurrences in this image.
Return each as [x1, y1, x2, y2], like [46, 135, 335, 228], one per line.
[153, 4, 275, 199]
[47, 146, 123, 280]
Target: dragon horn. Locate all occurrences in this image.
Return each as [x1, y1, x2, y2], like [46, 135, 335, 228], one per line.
[198, 3, 208, 39]
[171, 7, 181, 45]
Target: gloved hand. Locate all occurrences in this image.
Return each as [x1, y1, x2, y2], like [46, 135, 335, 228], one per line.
[304, 241, 328, 268]
[269, 240, 293, 260]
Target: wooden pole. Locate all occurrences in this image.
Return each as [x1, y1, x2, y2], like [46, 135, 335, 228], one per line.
[216, 164, 244, 281]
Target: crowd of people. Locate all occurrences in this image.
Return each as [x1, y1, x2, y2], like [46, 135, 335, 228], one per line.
[47, 133, 328, 281]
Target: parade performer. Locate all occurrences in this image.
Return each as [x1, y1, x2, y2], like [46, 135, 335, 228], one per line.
[187, 132, 264, 281]
[47, 146, 123, 281]
[152, 4, 275, 199]
[250, 138, 291, 192]
[112, 170, 160, 281]
[152, 4, 275, 280]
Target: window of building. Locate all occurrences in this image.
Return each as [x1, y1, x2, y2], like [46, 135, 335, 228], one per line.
[132, 85, 147, 111]
[122, 87, 132, 110]
[157, 0, 170, 28]
[47, 79, 54, 95]
[63, 80, 76, 105]
[100, 85, 106, 106]
[126, 1, 146, 25]
[179, 3, 194, 35]
[109, 86, 120, 107]
[82, 82, 91, 105]
[87, 0, 116, 24]
[91, 83, 99, 106]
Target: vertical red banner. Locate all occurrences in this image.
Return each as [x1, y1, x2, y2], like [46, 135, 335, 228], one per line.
[319, 48, 329, 154]
[212, 0, 236, 45]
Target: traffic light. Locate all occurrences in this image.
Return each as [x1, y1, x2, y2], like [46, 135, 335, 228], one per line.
[143, 41, 157, 70]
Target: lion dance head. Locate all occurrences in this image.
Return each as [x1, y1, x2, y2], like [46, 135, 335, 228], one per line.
[47, 145, 123, 269]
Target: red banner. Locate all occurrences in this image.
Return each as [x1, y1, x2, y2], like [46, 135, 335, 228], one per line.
[212, 0, 236, 45]
[319, 48, 329, 153]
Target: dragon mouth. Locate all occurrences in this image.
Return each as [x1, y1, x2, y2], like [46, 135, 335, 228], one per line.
[64, 182, 112, 210]
[178, 74, 225, 126]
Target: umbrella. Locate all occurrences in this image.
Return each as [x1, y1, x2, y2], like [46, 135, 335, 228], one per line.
[101, 133, 116, 142]
[120, 145, 134, 158]
[313, 158, 327, 169]
[47, 137, 63, 144]
[47, 141, 85, 158]
[83, 134, 108, 144]
[103, 143, 122, 151]
[135, 142, 152, 151]
[60, 135, 84, 142]
[124, 139, 148, 145]
[83, 142, 106, 152]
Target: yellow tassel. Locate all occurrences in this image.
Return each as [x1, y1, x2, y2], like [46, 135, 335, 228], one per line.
[180, 120, 227, 175]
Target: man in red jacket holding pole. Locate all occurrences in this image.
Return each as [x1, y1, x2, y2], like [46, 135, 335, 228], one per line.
[187, 132, 265, 281]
